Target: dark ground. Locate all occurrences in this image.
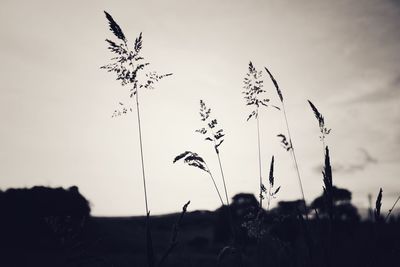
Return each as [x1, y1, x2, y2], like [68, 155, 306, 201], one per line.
[0, 187, 399, 267]
[1, 211, 400, 267]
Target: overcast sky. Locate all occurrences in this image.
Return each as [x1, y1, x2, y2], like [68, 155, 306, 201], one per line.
[1, 0, 399, 216]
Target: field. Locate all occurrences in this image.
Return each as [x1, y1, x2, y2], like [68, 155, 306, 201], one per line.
[1, 194, 399, 267]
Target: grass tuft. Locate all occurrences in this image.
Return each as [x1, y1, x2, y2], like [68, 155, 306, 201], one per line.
[375, 188, 383, 222]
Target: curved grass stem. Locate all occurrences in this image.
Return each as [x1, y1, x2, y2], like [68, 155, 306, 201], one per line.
[281, 102, 307, 217]
[216, 153, 230, 206]
[206, 167, 225, 206]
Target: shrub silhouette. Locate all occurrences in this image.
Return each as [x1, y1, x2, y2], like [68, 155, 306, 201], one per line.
[0, 186, 90, 252]
[311, 186, 360, 221]
[273, 199, 307, 216]
[231, 193, 259, 218]
[0, 186, 90, 218]
[212, 193, 259, 244]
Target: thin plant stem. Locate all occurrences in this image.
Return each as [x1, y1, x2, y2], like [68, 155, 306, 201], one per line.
[210, 127, 230, 206]
[267, 183, 272, 211]
[208, 171, 225, 206]
[158, 200, 190, 267]
[216, 153, 237, 242]
[256, 110, 263, 208]
[123, 40, 150, 215]
[385, 195, 400, 222]
[123, 41, 153, 267]
[204, 162, 225, 206]
[281, 102, 307, 216]
[209, 128, 236, 241]
[216, 153, 230, 206]
[135, 90, 149, 215]
[133, 65, 154, 267]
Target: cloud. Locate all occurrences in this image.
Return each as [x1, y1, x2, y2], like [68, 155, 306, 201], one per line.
[350, 75, 400, 103]
[314, 148, 378, 174]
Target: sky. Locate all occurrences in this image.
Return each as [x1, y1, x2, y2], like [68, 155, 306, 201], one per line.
[0, 0, 399, 216]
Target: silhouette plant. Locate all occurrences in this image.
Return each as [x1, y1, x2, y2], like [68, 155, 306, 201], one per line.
[196, 100, 229, 207]
[101, 11, 171, 267]
[173, 151, 224, 206]
[158, 200, 191, 267]
[323, 147, 334, 222]
[243, 62, 279, 209]
[322, 146, 334, 267]
[174, 101, 239, 245]
[196, 100, 239, 242]
[370, 188, 400, 223]
[375, 188, 383, 223]
[307, 100, 331, 151]
[257, 155, 281, 212]
[265, 156, 280, 211]
[101, 10, 172, 213]
[243, 156, 280, 265]
[264, 66, 307, 214]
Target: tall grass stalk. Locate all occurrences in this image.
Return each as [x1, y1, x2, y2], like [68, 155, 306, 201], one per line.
[101, 11, 171, 267]
[323, 147, 334, 221]
[174, 150, 236, 243]
[307, 99, 334, 266]
[264, 66, 307, 214]
[216, 137, 230, 206]
[266, 154, 273, 211]
[265, 66, 315, 266]
[135, 90, 149, 214]
[195, 100, 237, 242]
[322, 146, 334, 267]
[197, 100, 230, 206]
[243, 62, 279, 208]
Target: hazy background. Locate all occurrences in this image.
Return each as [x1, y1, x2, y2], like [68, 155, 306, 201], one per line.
[0, 0, 399, 216]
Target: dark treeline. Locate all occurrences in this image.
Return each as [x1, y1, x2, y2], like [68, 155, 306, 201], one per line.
[0, 186, 399, 267]
[0, 186, 90, 266]
[0, 186, 90, 217]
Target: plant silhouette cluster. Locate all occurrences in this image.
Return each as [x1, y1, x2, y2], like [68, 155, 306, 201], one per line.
[243, 62, 279, 121]
[2, 9, 400, 267]
[101, 11, 171, 118]
[99, 20, 400, 265]
[173, 100, 231, 207]
[196, 100, 225, 154]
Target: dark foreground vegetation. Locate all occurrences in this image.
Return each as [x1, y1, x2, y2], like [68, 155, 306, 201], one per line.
[0, 186, 399, 267]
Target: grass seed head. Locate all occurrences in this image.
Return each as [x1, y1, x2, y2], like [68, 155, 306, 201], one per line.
[264, 66, 283, 103]
[375, 188, 383, 222]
